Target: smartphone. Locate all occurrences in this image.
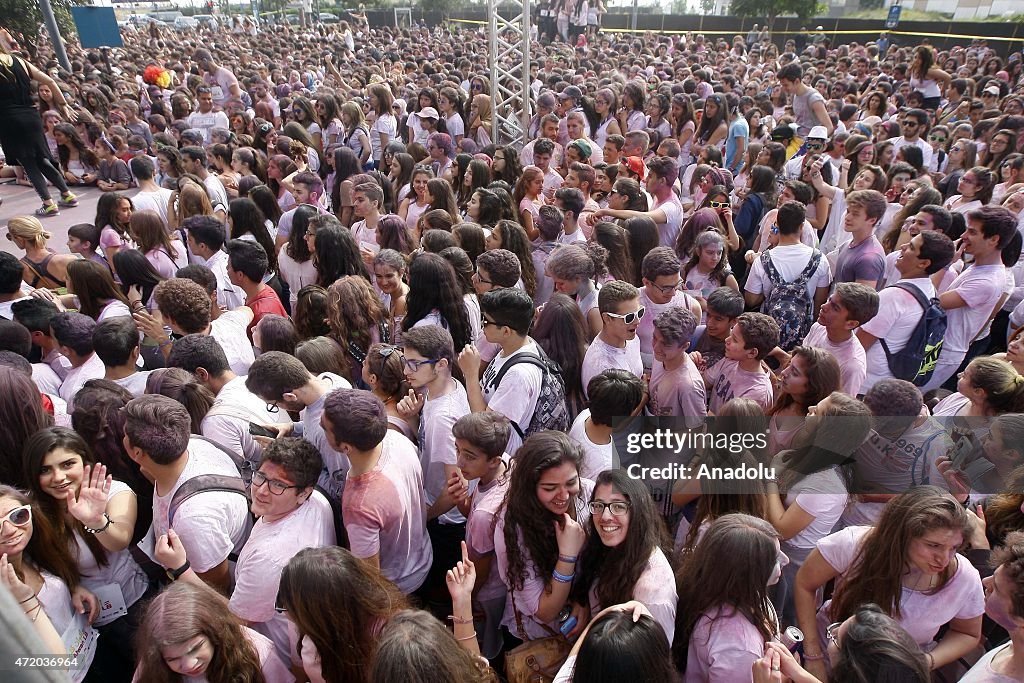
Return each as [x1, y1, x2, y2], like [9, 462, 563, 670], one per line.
[248, 422, 279, 438]
[559, 615, 578, 636]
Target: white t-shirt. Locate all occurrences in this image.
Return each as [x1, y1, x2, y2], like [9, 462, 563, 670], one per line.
[745, 243, 832, 306]
[802, 323, 867, 396]
[201, 375, 280, 462]
[111, 371, 151, 398]
[144, 437, 251, 573]
[859, 277, 935, 393]
[300, 373, 353, 501]
[229, 490, 336, 664]
[370, 113, 397, 161]
[204, 250, 246, 311]
[58, 353, 105, 411]
[706, 358, 774, 413]
[187, 110, 230, 144]
[587, 547, 677, 644]
[97, 299, 131, 321]
[654, 194, 684, 248]
[648, 358, 707, 428]
[581, 336, 643, 399]
[960, 642, 1018, 683]
[341, 430, 432, 593]
[132, 188, 174, 228]
[942, 264, 1006, 356]
[39, 571, 97, 682]
[466, 473, 511, 602]
[420, 380, 472, 525]
[210, 309, 256, 376]
[568, 409, 616, 480]
[73, 480, 149, 609]
[480, 341, 544, 454]
[817, 525, 984, 647]
[782, 466, 848, 549]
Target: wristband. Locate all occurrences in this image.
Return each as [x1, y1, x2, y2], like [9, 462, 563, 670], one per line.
[802, 651, 826, 661]
[166, 560, 191, 582]
[455, 631, 478, 641]
[448, 615, 473, 625]
[158, 337, 174, 350]
[83, 513, 112, 534]
[558, 554, 578, 564]
[552, 569, 575, 584]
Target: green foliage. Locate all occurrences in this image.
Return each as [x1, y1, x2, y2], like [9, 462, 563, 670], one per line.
[729, 0, 823, 30]
[0, 0, 86, 55]
[419, 0, 462, 19]
[859, 0, 885, 9]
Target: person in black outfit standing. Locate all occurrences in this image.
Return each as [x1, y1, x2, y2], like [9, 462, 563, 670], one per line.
[0, 31, 80, 217]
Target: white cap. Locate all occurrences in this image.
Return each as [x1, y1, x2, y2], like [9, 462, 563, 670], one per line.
[418, 106, 439, 120]
[984, 85, 1001, 96]
[808, 125, 829, 140]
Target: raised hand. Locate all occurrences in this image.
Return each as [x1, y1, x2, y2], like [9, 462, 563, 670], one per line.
[446, 469, 470, 505]
[154, 529, 188, 570]
[554, 513, 586, 557]
[396, 388, 425, 420]
[0, 553, 35, 603]
[446, 540, 477, 605]
[66, 464, 111, 529]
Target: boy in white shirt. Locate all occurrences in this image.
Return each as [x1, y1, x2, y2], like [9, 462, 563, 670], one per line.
[703, 312, 779, 413]
[570, 369, 646, 480]
[94, 316, 150, 398]
[554, 187, 587, 244]
[802, 282, 879, 396]
[857, 230, 956, 393]
[581, 280, 644, 397]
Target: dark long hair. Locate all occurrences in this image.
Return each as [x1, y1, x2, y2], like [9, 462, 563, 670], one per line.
[94, 192, 132, 237]
[22, 427, 109, 568]
[501, 432, 585, 593]
[66, 259, 130, 320]
[287, 205, 318, 263]
[696, 94, 728, 144]
[571, 611, 674, 683]
[532, 293, 588, 417]
[330, 147, 363, 215]
[491, 220, 537, 297]
[228, 198, 278, 274]
[113, 249, 165, 308]
[574, 471, 673, 609]
[672, 514, 779, 673]
[279, 546, 409, 683]
[401, 252, 473, 350]
[831, 604, 930, 683]
[0, 367, 54, 488]
[314, 222, 371, 286]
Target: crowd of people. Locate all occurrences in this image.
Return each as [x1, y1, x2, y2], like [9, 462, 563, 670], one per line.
[1, 10, 1024, 683]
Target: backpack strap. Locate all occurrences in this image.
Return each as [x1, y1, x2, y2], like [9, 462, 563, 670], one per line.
[760, 250, 784, 285]
[485, 351, 549, 440]
[188, 434, 248, 470]
[792, 250, 823, 286]
[167, 473, 249, 527]
[890, 281, 930, 310]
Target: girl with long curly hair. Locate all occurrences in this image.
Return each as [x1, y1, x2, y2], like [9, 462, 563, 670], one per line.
[573, 470, 677, 641]
[794, 486, 984, 680]
[326, 275, 390, 384]
[134, 580, 291, 682]
[495, 431, 594, 642]
[484, 219, 537, 297]
[401, 252, 473, 350]
[309, 215, 371, 287]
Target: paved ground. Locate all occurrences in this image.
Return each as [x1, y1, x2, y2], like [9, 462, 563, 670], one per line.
[0, 180, 136, 258]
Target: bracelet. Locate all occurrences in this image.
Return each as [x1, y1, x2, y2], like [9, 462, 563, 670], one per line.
[552, 569, 575, 584]
[24, 603, 42, 622]
[802, 651, 826, 661]
[455, 631, 478, 641]
[158, 337, 175, 350]
[926, 653, 934, 670]
[557, 554, 578, 564]
[448, 615, 473, 625]
[19, 592, 38, 604]
[83, 513, 112, 534]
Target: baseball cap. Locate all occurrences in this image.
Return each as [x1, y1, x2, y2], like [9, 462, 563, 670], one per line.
[622, 156, 646, 179]
[770, 124, 795, 141]
[568, 139, 592, 159]
[559, 85, 584, 101]
[418, 106, 439, 120]
[807, 125, 828, 140]
[984, 85, 1001, 96]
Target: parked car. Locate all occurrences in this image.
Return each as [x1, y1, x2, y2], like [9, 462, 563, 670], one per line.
[149, 11, 183, 23]
[173, 16, 199, 31]
[193, 14, 219, 28]
[318, 12, 340, 23]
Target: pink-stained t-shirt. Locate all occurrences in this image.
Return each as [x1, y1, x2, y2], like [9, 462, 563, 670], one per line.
[684, 604, 772, 683]
[466, 471, 511, 602]
[229, 490, 336, 663]
[341, 430, 433, 593]
[132, 627, 292, 683]
[587, 547, 678, 643]
[802, 322, 867, 396]
[649, 357, 707, 428]
[816, 525, 984, 647]
[494, 478, 595, 640]
[706, 358, 774, 414]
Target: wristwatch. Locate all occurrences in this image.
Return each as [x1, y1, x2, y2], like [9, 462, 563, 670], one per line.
[166, 560, 190, 582]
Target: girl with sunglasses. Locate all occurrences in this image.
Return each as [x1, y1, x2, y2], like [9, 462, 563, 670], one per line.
[0, 485, 99, 680]
[573, 470, 677, 642]
[681, 231, 739, 317]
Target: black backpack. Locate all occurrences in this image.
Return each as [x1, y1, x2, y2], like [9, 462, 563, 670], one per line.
[486, 345, 569, 439]
[761, 249, 822, 351]
[879, 282, 947, 387]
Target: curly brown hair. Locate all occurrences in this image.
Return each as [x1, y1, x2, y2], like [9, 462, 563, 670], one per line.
[326, 276, 388, 351]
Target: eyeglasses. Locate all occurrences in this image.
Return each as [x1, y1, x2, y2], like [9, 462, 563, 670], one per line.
[826, 621, 843, 648]
[266, 400, 280, 413]
[604, 306, 646, 324]
[901, 121, 919, 127]
[471, 83, 483, 91]
[648, 278, 681, 294]
[481, 316, 502, 328]
[249, 470, 300, 495]
[403, 357, 440, 372]
[589, 501, 630, 516]
[608, 189, 620, 195]
[1, 504, 31, 528]
[708, 200, 730, 209]
[472, 270, 493, 285]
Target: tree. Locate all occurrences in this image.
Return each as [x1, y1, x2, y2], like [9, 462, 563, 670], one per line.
[729, 0, 822, 34]
[419, 0, 462, 21]
[0, 0, 86, 59]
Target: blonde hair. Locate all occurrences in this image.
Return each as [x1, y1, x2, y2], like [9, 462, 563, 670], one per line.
[7, 215, 51, 249]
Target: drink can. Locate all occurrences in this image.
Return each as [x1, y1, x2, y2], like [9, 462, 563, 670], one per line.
[781, 626, 804, 653]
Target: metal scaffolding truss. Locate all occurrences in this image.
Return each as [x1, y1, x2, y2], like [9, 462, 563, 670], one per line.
[488, 0, 531, 149]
